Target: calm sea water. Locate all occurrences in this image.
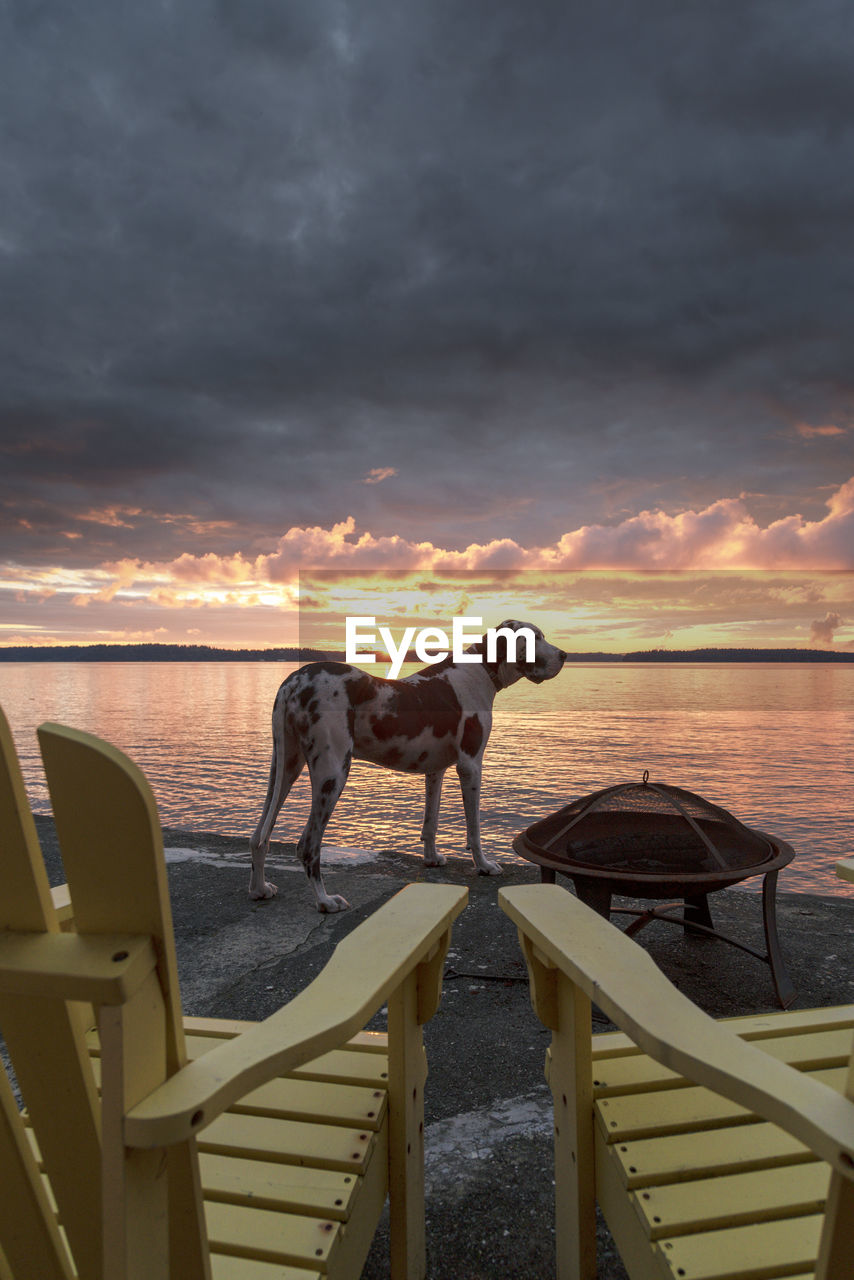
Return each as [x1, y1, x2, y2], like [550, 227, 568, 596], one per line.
[1, 661, 852, 896]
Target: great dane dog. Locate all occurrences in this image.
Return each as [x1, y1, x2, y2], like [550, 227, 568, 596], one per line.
[249, 620, 567, 912]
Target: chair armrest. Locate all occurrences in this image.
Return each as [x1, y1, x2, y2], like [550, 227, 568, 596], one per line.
[0, 931, 157, 1004]
[500, 884, 854, 1184]
[124, 882, 467, 1148]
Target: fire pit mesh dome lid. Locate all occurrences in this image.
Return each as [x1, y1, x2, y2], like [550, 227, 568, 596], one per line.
[532, 772, 775, 875]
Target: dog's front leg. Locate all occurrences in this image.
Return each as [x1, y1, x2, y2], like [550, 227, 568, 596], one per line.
[456, 757, 501, 875]
[420, 769, 447, 865]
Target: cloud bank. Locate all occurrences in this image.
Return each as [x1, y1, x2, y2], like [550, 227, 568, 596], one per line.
[5, 477, 850, 628]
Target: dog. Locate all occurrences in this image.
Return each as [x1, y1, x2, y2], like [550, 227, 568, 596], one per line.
[249, 620, 567, 912]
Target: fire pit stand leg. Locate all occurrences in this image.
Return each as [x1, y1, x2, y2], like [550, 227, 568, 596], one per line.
[762, 870, 796, 1008]
[572, 877, 613, 919]
[537, 866, 614, 918]
[683, 894, 714, 935]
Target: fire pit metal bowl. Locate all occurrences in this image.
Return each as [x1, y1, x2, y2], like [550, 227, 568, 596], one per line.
[513, 774, 796, 1007]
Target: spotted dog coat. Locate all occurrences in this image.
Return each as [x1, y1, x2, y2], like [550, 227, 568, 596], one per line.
[249, 620, 567, 912]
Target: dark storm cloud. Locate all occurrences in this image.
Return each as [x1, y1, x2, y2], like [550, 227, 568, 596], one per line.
[2, 0, 854, 565]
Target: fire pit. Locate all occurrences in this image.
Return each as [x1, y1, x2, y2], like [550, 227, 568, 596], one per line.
[513, 773, 796, 1007]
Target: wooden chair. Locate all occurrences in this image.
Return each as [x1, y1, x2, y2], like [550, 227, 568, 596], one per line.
[499, 882, 854, 1280]
[0, 707, 467, 1280]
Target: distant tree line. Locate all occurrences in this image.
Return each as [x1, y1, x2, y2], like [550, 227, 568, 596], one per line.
[0, 644, 343, 662]
[621, 648, 854, 663]
[0, 643, 852, 663]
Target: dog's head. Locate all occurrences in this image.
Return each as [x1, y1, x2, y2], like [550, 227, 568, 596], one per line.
[470, 619, 567, 690]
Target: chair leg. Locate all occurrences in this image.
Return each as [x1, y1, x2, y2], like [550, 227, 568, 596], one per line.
[816, 1170, 854, 1278]
[522, 934, 597, 1280]
[387, 970, 428, 1280]
[551, 974, 597, 1280]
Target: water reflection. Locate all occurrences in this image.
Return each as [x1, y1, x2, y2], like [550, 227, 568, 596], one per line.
[1, 660, 851, 896]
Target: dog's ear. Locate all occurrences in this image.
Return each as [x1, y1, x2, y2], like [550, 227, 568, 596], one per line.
[491, 631, 511, 666]
[490, 621, 535, 670]
[489, 620, 518, 667]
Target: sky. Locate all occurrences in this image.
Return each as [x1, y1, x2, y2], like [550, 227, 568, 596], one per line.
[1, 1, 853, 652]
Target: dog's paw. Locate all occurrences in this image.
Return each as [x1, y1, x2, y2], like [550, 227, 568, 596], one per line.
[476, 859, 502, 876]
[317, 893, 350, 913]
[249, 880, 278, 900]
[423, 852, 448, 867]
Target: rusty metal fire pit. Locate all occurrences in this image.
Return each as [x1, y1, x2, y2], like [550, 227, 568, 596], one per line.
[513, 773, 796, 1006]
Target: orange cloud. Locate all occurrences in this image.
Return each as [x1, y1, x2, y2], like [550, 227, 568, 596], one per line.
[15, 587, 56, 603]
[8, 479, 853, 626]
[363, 467, 398, 484]
[169, 551, 259, 584]
[809, 611, 842, 645]
[160, 513, 236, 535]
[70, 558, 141, 606]
[251, 476, 854, 576]
[796, 423, 847, 438]
[146, 585, 274, 610]
[79, 505, 142, 528]
[76, 505, 236, 535]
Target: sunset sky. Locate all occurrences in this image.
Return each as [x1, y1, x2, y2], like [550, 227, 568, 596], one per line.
[2, 3, 853, 654]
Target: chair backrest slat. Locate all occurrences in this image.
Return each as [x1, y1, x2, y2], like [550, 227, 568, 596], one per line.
[37, 723, 187, 1072]
[0, 710, 102, 1279]
[0, 1064, 74, 1280]
[38, 722, 210, 1279]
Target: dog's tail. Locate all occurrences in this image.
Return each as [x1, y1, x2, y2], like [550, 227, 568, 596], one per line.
[250, 686, 305, 852]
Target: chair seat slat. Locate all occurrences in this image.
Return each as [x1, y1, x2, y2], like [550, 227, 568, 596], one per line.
[594, 1026, 854, 1096]
[211, 1253, 321, 1280]
[631, 1158, 830, 1239]
[608, 1118, 817, 1189]
[592, 1004, 854, 1059]
[89, 1055, 388, 1133]
[653, 1211, 824, 1280]
[199, 1153, 360, 1221]
[597, 1065, 846, 1143]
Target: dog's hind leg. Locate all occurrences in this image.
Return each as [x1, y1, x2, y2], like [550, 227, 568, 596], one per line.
[249, 701, 305, 900]
[457, 757, 501, 875]
[420, 769, 447, 866]
[298, 747, 352, 913]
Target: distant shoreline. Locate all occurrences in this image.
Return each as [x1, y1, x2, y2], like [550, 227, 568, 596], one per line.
[0, 643, 853, 663]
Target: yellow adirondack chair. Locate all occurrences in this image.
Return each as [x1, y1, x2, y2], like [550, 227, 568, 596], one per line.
[499, 883, 854, 1280]
[0, 707, 467, 1280]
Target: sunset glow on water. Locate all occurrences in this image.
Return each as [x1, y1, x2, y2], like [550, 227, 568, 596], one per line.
[2, 659, 851, 898]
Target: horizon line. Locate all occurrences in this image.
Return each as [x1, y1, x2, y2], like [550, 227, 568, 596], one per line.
[1, 642, 853, 663]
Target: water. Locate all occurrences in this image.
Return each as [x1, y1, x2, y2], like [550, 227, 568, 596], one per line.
[1, 661, 852, 897]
